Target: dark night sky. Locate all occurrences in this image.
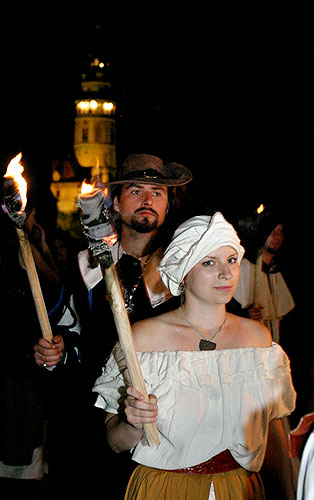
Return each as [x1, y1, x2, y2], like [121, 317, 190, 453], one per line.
[0, 5, 312, 234]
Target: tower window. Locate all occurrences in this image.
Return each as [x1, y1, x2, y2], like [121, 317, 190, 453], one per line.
[95, 123, 103, 143]
[82, 128, 88, 142]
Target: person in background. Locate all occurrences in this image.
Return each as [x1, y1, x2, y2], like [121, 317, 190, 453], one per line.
[296, 425, 314, 500]
[232, 207, 295, 343]
[93, 212, 296, 500]
[0, 209, 52, 498]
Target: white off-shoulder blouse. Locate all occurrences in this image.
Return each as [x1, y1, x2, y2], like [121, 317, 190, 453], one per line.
[93, 343, 296, 472]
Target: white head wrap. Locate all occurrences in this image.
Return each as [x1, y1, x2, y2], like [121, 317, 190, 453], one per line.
[158, 212, 245, 296]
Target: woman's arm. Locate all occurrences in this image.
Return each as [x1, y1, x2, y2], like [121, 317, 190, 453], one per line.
[262, 418, 296, 499]
[105, 386, 158, 453]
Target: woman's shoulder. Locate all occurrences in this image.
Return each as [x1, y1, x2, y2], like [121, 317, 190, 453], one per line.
[132, 310, 176, 351]
[228, 313, 272, 348]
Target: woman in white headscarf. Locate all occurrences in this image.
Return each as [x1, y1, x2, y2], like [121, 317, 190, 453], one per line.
[93, 213, 296, 500]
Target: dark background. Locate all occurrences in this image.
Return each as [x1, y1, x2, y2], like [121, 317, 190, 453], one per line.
[0, 5, 312, 203]
[0, 4, 312, 418]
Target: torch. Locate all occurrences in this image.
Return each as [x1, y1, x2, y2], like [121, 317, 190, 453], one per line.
[253, 204, 265, 306]
[77, 182, 160, 447]
[2, 153, 53, 341]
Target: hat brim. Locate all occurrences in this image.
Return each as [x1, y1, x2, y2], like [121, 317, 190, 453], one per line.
[106, 162, 193, 187]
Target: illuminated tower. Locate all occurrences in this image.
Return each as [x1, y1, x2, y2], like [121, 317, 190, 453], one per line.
[74, 55, 117, 182]
[50, 52, 118, 236]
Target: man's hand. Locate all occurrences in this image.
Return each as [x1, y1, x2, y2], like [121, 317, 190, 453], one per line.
[248, 304, 264, 320]
[34, 335, 65, 368]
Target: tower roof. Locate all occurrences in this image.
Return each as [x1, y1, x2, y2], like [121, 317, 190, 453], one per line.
[78, 52, 115, 101]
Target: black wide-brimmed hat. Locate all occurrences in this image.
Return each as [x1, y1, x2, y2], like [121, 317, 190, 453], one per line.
[108, 154, 192, 187]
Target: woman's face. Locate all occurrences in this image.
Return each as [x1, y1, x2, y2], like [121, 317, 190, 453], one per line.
[184, 246, 241, 305]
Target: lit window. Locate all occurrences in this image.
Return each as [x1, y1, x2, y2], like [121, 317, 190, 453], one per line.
[90, 100, 98, 112]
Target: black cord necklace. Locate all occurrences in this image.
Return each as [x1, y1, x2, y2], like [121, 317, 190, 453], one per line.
[178, 307, 227, 351]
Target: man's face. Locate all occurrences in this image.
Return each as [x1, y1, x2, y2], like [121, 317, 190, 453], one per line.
[113, 183, 169, 233]
[264, 223, 284, 253]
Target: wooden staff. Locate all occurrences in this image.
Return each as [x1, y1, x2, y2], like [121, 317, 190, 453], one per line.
[16, 226, 53, 341]
[101, 261, 160, 448]
[2, 164, 53, 342]
[254, 249, 263, 306]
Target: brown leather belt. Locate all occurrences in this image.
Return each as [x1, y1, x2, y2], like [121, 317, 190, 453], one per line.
[165, 450, 240, 475]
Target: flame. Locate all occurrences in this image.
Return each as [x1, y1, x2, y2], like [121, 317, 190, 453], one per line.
[257, 203, 265, 214]
[103, 233, 118, 247]
[81, 181, 109, 200]
[80, 180, 96, 195]
[4, 153, 27, 211]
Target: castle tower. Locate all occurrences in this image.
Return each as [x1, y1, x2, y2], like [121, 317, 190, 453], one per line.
[74, 55, 117, 183]
[50, 49, 117, 236]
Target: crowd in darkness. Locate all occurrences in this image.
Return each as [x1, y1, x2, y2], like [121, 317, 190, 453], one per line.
[0, 152, 312, 500]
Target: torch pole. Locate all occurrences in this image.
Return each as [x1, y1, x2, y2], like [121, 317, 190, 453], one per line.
[16, 226, 53, 341]
[254, 249, 263, 307]
[102, 261, 160, 448]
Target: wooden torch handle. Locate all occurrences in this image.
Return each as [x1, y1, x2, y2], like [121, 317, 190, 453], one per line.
[103, 263, 160, 448]
[254, 250, 263, 307]
[16, 226, 53, 341]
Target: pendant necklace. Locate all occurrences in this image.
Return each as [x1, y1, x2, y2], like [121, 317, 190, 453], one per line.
[117, 242, 151, 314]
[178, 306, 227, 351]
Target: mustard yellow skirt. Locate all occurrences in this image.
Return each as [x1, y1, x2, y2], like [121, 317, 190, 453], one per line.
[124, 464, 265, 500]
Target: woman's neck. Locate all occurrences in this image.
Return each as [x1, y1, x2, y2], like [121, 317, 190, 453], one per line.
[180, 301, 227, 332]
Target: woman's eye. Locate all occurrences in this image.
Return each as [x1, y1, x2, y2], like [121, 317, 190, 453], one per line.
[202, 260, 214, 267]
[228, 257, 238, 264]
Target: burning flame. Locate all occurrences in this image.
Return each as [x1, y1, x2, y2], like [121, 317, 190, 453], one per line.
[257, 203, 265, 214]
[81, 180, 96, 195]
[80, 181, 109, 200]
[103, 233, 118, 247]
[4, 153, 27, 211]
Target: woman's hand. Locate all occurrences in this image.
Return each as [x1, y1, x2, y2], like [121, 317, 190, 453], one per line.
[105, 388, 158, 453]
[124, 386, 158, 429]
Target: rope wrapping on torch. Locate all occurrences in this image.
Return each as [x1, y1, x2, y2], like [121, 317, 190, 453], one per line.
[77, 189, 115, 268]
[2, 178, 26, 228]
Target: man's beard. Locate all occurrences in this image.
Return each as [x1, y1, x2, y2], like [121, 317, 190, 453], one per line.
[264, 244, 277, 255]
[130, 215, 159, 233]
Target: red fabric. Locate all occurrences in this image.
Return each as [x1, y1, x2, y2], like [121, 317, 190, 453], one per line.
[164, 450, 241, 475]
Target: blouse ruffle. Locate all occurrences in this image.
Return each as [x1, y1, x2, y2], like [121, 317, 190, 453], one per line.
[93, 343, 296, 472]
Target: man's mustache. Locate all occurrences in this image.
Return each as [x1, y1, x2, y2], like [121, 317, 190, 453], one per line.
[134, 208, 158, 216]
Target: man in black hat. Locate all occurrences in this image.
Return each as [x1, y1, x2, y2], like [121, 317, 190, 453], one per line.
[72, 154, 192, 373]
[34, 153, 192, 365]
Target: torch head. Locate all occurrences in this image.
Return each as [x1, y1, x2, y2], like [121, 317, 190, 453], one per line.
[2, 177, 26, 228]
[77, 184, 117, 269]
